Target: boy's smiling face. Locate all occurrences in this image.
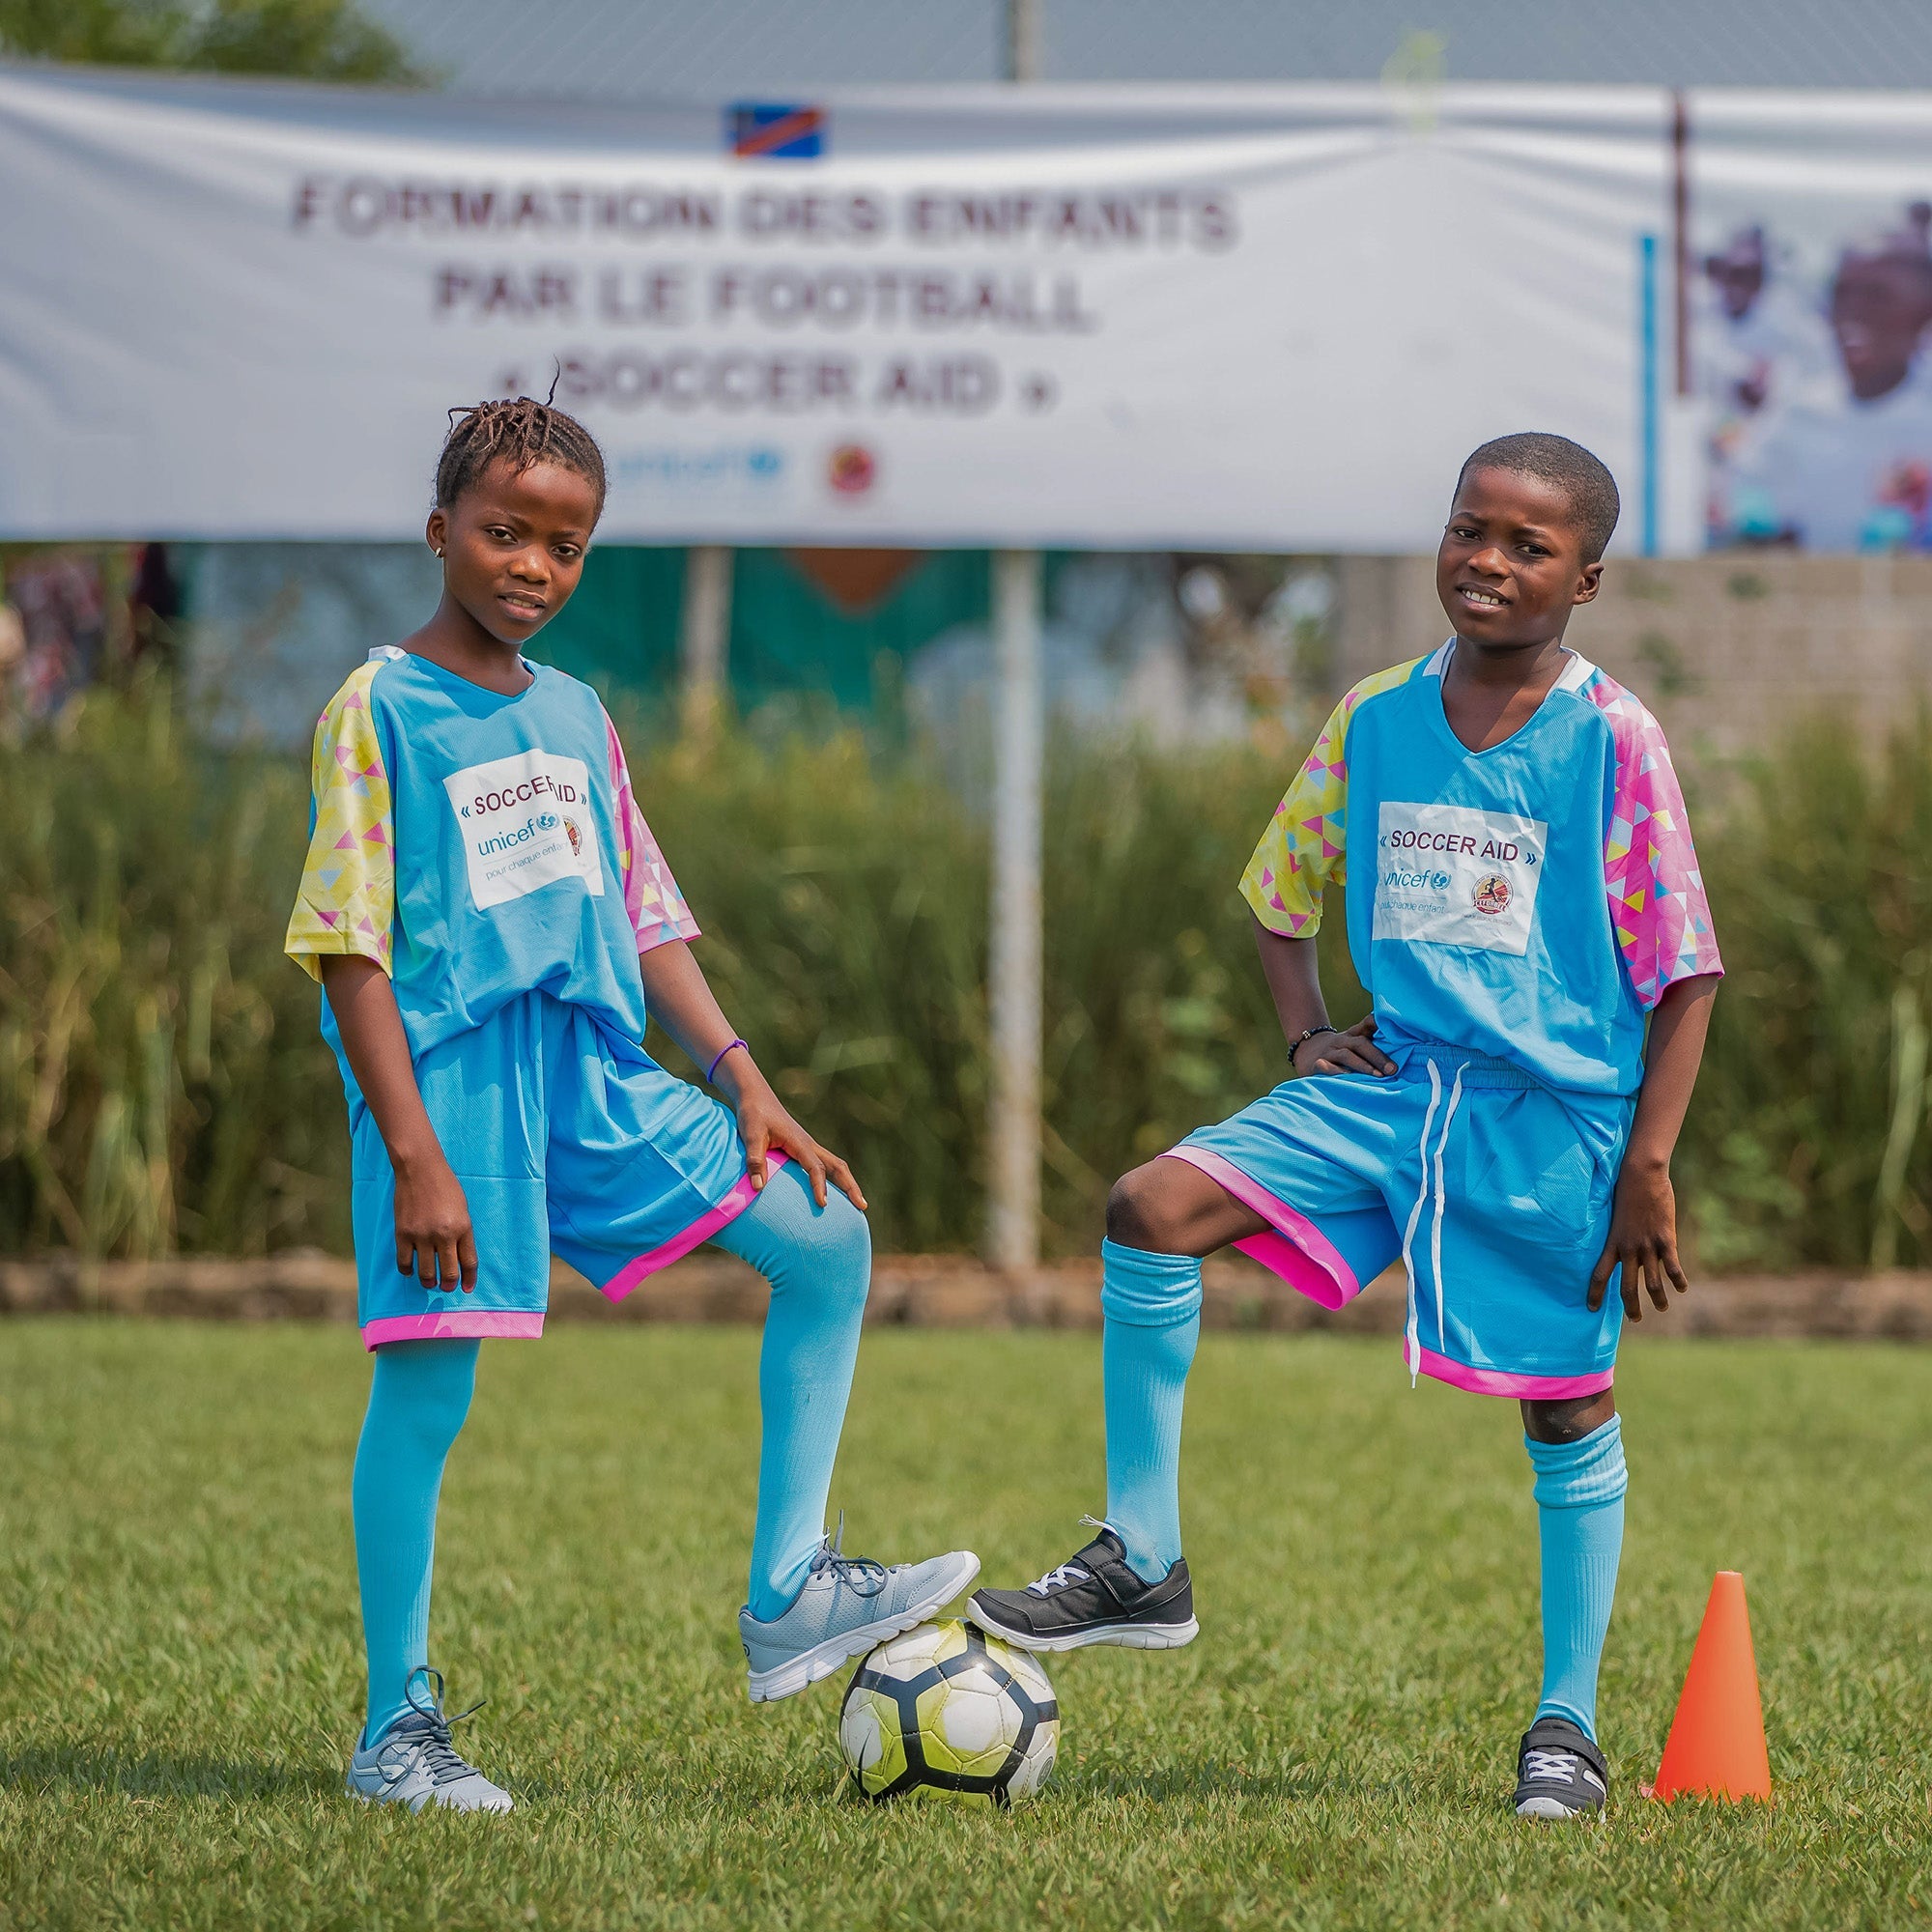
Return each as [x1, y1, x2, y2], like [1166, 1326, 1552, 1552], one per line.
[1435, 466, 1603, 652]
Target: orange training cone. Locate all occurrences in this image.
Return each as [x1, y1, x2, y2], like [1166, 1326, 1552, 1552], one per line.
[1647, 1571, 1772, 1803]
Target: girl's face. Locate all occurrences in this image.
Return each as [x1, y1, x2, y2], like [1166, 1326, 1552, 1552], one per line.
[425, 459, 601, 646]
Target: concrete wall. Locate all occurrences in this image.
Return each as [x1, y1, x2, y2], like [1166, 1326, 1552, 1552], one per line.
[1332, 553, 1932, 755]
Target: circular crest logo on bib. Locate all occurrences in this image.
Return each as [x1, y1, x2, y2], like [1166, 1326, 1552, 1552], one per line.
[1472, 873, 1512, 916]
[562, 816, 582, 858]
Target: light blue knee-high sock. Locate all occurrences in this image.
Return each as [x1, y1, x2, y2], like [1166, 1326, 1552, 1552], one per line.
[352, 1338, 479, 1746]
[1100, 1237, 1203, 1584]
[713, 1163, 871, 1621]
[1527, 1414, 1628, 1743]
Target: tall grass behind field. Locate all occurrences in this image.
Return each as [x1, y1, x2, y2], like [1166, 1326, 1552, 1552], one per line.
[0, 685, 340, 1257]
[1683, 718, 1932, 1270]
[628, 731, 987, 1252]
[0, 685, 1926, 1266]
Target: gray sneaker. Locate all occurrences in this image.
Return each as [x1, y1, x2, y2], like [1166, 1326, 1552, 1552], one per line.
[739, 1521, 980, 1702]
[345, 1667, 513, 1814]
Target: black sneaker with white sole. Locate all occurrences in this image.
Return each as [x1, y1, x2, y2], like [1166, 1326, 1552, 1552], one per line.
[969, 1524, 1198, 1653]
[1513, 1715, 1609, 1820]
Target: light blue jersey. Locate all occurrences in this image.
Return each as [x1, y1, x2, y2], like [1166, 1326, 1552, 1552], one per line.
[286, 645, 697, 1072]
[1242, 645, 1722, 1096]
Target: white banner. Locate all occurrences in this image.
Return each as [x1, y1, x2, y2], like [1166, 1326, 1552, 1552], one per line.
[0, 68, 1673, 549]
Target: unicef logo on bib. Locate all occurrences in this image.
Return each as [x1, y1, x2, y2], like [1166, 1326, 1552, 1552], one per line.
[1374, 802, 1545, 956]
[443, 751, 606, 910]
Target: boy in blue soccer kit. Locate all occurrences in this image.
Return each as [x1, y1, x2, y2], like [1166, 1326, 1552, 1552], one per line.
[289, 399, 977, 1813]
[973, 435, 1723, 1819]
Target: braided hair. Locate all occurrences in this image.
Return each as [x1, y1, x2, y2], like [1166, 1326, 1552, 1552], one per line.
[435, 396, 607, 516]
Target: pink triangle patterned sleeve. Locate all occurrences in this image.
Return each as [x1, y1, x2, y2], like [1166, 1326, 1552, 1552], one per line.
[1579, 671, 1723, 1009]
[604, 710, 700, 953]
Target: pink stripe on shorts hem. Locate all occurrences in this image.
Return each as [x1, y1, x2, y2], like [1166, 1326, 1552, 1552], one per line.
[599, 1151, 790, 1302]
[1158, 1146, 1362, 1311]
[362, 1310, 545, 1351]
[1416, 1348, 1615, 1400]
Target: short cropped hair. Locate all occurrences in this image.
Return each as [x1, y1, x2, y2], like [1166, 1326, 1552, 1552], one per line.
[1456, 433, 1620, 564]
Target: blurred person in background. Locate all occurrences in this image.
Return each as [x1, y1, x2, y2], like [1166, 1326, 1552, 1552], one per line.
[3, 550, 109, 721]
[1723, 205, 1932, 550]
[0, 597, 24, 738]
[1699, 224, 1832, 424]
[128, 542, 183, 671]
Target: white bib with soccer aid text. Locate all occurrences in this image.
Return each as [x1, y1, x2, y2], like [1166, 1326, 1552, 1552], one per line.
[1373, 801, 1545, 956]
[445, 750, 605, 910]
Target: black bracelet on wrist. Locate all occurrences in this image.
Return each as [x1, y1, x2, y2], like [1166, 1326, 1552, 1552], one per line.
[1288, 1024, 1337, 1071]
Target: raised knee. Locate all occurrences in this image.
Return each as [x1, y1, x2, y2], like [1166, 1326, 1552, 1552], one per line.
[784, 1182, 872, 1306]
[1106, 1164, 1184, 1252]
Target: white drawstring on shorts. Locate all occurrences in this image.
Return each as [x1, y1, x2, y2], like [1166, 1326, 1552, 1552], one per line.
[1430, 1063, 1466, 1355]
[1398, 1061, 1442, 1385]
[1397, 1055, 1466, 1386]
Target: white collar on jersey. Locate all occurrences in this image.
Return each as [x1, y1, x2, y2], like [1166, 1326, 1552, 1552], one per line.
[366, 643, 537, 676]
[1426, 639, 1597, 692]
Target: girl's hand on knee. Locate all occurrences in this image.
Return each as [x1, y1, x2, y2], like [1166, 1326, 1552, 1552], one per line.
[728, 1071, 866, 1211]
[391, 1147, 479, 1293]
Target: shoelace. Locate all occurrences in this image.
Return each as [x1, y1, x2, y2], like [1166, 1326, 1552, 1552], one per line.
[1522, 1747, 1581, 1783]
[1027, 1516, 1111, 1595]
[1026, 1562, 1092, 1596]
[807, 1511, 890, 1600]
[391, 1665, 487, 1784]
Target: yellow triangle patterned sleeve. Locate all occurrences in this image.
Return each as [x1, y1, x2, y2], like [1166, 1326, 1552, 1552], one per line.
[283, 661, 396, 981]
[1239, 659, 1422, 938]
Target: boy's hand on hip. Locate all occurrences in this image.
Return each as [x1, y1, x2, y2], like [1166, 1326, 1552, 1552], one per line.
[1293, 1014, 1396, 1078]
[1587, 1157, 1688, 1320]
[391, 1146, 479, 1293]
[726, 1065, 866, 1211]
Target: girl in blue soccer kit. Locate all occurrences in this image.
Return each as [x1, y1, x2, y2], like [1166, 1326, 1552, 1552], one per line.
[972, 434, 1723, 1820]
[286, 399, 977, 1814]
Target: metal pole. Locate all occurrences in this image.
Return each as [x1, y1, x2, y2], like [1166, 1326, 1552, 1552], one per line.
[987, 0, 1046, 1274]
[1006, 0, 1043, 83]
[1671, 89, 1690, 399]
[679, 544, 730, 738]
[988, 547, 1043, 1271]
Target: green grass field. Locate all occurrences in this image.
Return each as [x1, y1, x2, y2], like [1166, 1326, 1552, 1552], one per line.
[3, 1322, 1929, 1931]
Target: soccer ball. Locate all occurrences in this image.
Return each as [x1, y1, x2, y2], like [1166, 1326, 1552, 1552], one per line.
[838, 1619, 1059, 1805]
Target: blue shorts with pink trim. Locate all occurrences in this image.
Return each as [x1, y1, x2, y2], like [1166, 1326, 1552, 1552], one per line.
[1171, 1041, 1635, 1398]
[348, 989, 767, 1350]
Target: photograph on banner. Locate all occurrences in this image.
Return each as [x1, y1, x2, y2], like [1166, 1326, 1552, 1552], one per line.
[1694, 94, 1932, 553]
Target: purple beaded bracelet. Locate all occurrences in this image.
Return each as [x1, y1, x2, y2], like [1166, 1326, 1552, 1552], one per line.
[705, 1037, 749, 1084]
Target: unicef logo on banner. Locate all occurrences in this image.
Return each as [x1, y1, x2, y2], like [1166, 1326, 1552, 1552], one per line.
[726, 103, 827, 161]
[609, 445, 788, 502]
